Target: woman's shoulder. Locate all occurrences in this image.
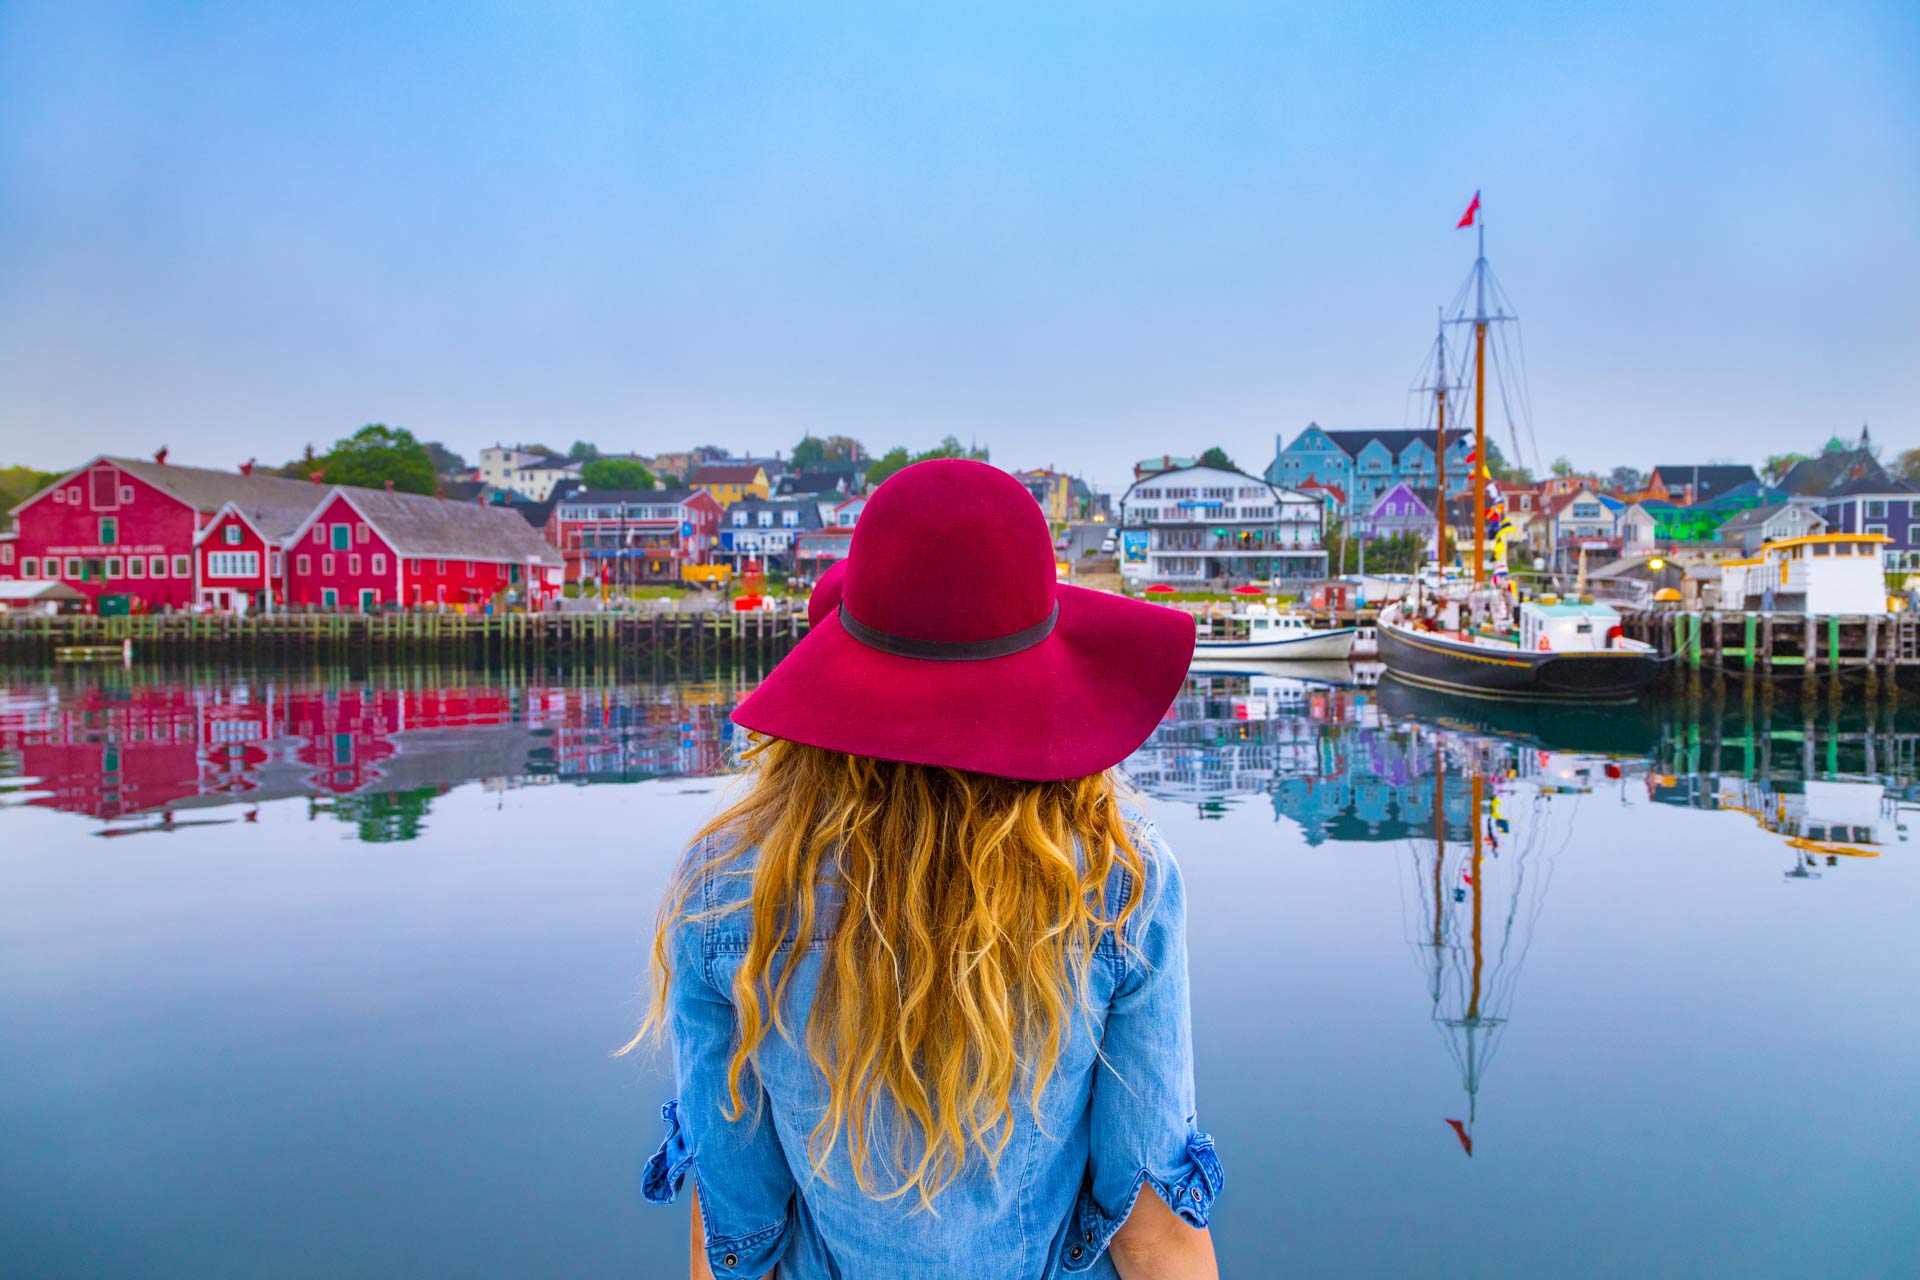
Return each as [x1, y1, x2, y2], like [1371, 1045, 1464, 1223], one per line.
[1105, 805, 1185, 945]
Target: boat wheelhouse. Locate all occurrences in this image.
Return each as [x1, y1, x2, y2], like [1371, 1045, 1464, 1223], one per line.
[1192, 601, 1358, 662]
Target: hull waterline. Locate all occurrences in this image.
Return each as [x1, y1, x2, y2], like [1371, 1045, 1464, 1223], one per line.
[1375, 613, 1659, 703]
[1191, 628, 1358, 663]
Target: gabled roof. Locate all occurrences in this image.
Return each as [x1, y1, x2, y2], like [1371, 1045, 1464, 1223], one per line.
[294, 487, 561, 565]
[1649, 464, 1760, 500]
[689, 464, 768, 485]
[1307, 428, 1469, 458]
[1296, 478, 1347, 505]
[1824, 474, 1916, 498]
[14, 455, 335, 520]
[1716, 502, 1827, 535]
[193, 494, 316, 546]
[1778, 449, 1887, 497]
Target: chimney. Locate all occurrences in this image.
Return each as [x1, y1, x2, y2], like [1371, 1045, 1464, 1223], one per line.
[385, 479, 395, 492]
[239, 458, 255, 476]
[154, 446, 170, 466]
[308, 469, 325, 484]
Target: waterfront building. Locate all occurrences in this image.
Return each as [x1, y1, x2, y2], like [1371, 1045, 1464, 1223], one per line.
[1715, 502, 1828, 556]
[1, 455, 339, 612]
[545, 488, 723, 586]
[688, 463, 771, 508]
[1117, 464, 1327, 586]
[478, 446, 582, 501]
[1719, 533, 1890, 614]
[1265, 424, 1472, 518]
[1014, 468, 1075, 527]
[717, 497, 822, 574]
[1779, 444, 1887, 499]
[1803, 476, 1920, 573]
[281, 487, 562, 611]
[793, 527, 854, 577]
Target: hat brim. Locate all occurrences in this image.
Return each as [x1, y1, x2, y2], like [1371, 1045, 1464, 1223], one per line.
[732, 584, 1195, 781]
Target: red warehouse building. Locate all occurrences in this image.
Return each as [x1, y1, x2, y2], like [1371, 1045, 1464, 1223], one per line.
[1, 455, 329, 612]
[2, 453, 564, 612]
[282, 487, 563, 611]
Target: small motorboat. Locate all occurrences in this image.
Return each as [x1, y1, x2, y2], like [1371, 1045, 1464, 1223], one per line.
[1191, 601, 1357, 663]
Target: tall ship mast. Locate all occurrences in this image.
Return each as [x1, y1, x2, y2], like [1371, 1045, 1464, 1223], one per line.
[1375, 194, 1661, 702]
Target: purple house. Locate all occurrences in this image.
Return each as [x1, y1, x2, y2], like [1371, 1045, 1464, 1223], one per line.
[1359, 482, 1436, 540]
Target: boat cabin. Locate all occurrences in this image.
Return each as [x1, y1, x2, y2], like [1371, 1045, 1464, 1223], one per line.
[1719, 533, 1889, 615]
[1199, 602, 1318, 642]
[1517, 600, 1624, 653]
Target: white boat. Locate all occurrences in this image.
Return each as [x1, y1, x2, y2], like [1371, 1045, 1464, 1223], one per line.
[1191, 602, 1358, 662]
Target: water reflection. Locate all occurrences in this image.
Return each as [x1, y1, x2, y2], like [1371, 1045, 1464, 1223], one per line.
[0, 669, 754, 838]
[6, 666, 1920, 881]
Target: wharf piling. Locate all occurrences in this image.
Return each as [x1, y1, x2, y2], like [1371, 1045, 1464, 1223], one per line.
[0, 609, 811, 668]
[1625, 610, 1920, 696]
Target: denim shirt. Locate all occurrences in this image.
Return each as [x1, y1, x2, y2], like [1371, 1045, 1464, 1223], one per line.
[641, 817, 1222, 1279]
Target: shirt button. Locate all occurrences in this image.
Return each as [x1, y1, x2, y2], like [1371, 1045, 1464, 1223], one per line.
[722, 1253, 737, 1269]
[1068, 1244, 1084, 1262]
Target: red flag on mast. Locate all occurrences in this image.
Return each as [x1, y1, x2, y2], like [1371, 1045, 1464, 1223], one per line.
[1456, 191, 1481, 229]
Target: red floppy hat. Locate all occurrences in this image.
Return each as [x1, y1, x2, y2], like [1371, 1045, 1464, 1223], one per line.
[733, 459, 1194, 781]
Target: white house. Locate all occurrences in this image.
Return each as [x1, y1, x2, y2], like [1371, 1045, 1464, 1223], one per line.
[479, 446, 582, 501]
[1117, 465, 1327, 585]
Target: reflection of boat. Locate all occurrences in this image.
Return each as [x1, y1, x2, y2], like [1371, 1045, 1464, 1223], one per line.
[1376, 677, 1661, 757]
[1187, 658, 1361, 687]
[1193, 603, 1356, 662]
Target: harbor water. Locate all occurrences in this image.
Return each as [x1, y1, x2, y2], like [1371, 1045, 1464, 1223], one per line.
[2, 664, 1916, 1277]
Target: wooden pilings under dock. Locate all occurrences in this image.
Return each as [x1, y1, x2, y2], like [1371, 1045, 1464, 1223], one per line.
[0, 609, 811, 667]
[1623, 610, 1920, 696]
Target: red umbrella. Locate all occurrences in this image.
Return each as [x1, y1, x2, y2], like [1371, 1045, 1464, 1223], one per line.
[1144, 583, 1176, 594]
[1231, 584, 1265, 595]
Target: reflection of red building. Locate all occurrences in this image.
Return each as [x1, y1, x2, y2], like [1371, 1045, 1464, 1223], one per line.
[0, 677, 737, 826]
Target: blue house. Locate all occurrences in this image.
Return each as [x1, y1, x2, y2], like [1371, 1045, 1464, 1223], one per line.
[1266, 424, 1472, 518]
[1814, 476, 1920, 573]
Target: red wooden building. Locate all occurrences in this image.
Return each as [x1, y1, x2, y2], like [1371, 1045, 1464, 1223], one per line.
[283, 487, 563, 610]
[1, 454, 563, 612]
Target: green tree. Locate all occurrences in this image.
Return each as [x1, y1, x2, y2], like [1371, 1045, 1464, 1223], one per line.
[1764, 452, 1811, 484]
[865, 447, 911, 487]
[422, 441, 468, 475]
[1199, 446, 1236, 471]
[568, 440, 600, 462]
[326, 785, 443, 843]
[580, 457, 655, 491]
[791, 435, 825, 470]
[913, 435, 989, 463]
[1607, 465, 1646, 494]
[1895, 449, 1920, 483]
[1549, 455, 1575, 478]
[795, 434, 869, 471]
[315, 424, 436, 495]
[1481, 439, 1532, 485]
[0, 465, 59, 531]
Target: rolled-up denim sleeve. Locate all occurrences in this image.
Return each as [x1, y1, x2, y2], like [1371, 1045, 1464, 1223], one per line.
[641, 873, 797, 1279]
[1068, 829, 1222, 1271]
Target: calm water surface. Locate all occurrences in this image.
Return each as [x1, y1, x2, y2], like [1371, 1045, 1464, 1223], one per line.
[2, 664, 1917, 1278]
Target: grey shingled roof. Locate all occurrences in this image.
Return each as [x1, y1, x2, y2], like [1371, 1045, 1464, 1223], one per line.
[334, 487, 562, 564]
[107, 456, 334, 519]
[1318, 428, 1468, 457]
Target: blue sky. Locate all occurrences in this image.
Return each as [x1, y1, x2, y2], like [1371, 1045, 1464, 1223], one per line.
[1, 1, 1914, 492]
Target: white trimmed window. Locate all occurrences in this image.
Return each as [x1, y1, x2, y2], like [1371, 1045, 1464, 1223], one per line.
[372, 553, 387, 574]
[64, 556, 82, 578]
[224, 525, 242, 545]
[149, 555, 168, 578]
[21, 556, 38, 578]
[348, 554, 361, 575]
[106, 556, 123, 578]
[172, 555, 190, 578]
[296, 554, 311, 575]
[128, 556, 145, 579]
[207, 551, 260, 578]
[0, 542, 11, 565]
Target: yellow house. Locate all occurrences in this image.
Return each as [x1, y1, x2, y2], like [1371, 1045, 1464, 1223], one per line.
[688, 464, 770, 508]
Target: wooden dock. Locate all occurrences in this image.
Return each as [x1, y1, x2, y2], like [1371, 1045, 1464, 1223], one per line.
[1623, 610, 1920, 696]
[0, 609, 811, 667]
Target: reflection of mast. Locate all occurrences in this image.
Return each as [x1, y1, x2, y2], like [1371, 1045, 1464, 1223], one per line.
[1403, 729, 1564, 1159]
